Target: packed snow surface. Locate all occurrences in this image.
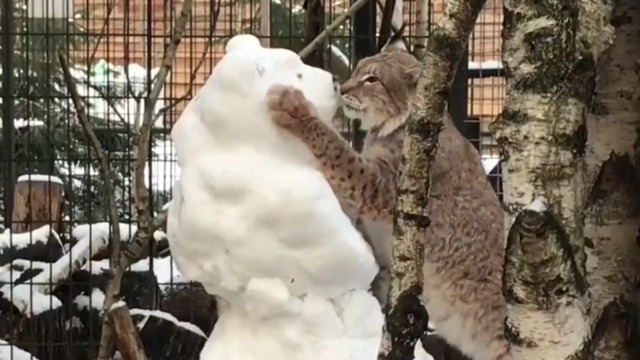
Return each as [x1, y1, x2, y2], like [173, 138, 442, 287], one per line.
[168, 34, 382, 360]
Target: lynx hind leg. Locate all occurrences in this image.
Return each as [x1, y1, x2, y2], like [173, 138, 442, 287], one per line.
[486, 335, 513, 360]
[472, 317, 513, 360]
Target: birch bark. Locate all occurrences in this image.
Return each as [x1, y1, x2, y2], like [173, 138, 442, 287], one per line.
[386, 0, 486, 359]
[583, 0, 640, 358]
[491, 0, 620, 358]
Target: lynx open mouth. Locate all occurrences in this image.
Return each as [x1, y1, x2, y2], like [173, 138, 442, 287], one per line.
[341, 97, 365, 118]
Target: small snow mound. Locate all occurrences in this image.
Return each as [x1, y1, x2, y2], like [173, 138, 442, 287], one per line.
[525, 197, 548, 213]
[16, 173, 64, 185]
[110, 300, 127, 311]
[3, 284, 62, 316]
[0, 340, 41, 360]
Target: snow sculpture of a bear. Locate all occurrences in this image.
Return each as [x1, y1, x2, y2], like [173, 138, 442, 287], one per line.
[167, 34, 383, 360]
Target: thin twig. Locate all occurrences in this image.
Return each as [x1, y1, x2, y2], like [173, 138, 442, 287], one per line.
[84, 82, 129, 127]
[122, 0, 146, 104]
[87, 0, 121, 65]
[298, 0, 371, 59]
[122, 210, 168, 269]
[154, 0, 222, 117]
[132, 0, 195, 268]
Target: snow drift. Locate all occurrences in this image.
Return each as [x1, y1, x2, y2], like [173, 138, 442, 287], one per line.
[167, 34, 383, 360]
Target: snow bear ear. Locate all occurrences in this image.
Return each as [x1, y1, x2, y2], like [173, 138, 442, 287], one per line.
[225, 34, 263, 54]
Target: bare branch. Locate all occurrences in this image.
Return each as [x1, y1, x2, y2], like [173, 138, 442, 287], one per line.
[154, 0, 222, 117]
[83, 81, 129, 127]
[58, 52, 122, 272]
[298, 0, 371, 59]
[132, 0, 195, 269]
[59, 50, 141, 360]
[109, 303, 148, 360]
[385, 0, 487, 358]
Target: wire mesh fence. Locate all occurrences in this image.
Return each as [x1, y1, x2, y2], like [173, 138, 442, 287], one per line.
[0, 0, 504, 359]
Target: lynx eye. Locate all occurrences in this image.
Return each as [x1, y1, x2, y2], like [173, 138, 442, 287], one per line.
[362, 75, 380, 84]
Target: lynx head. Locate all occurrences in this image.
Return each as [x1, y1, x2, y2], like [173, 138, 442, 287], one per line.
[340, 36, 422, 134]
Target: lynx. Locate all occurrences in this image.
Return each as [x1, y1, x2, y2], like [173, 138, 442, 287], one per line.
[265, 40, 511, 360]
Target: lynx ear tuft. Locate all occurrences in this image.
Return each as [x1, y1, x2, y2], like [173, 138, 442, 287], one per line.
[381, 24, 408, 52]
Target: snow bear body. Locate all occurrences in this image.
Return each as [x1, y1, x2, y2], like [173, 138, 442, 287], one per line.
[168, 34, 378, 300]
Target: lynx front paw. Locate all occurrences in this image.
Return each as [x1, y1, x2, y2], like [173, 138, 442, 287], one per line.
[266, 85, 316, 132]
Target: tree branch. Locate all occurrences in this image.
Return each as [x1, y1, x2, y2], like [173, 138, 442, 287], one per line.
[132, 0, 195, 268]
[87, 0, 122, 65]
[154, 0, 222, 118]
[385, 0, 486, 358]
[59, 51, 148, 360]
[298, 0, 370, 59]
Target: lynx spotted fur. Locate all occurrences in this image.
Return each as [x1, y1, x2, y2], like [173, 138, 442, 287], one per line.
[266, 41, 511, 360]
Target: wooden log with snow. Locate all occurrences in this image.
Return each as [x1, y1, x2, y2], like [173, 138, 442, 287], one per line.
[11, 174, 65, 233]
[0, 220, 212, 360]
[109, 301, 148, 360]
[0, 225, 64, 266]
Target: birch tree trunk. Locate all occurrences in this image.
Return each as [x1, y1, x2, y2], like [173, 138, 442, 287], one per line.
[493, 0, 640, 358]
[491, 0, 614, 358]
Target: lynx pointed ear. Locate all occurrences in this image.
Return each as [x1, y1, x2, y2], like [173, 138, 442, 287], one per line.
[381, 24, 408, 52]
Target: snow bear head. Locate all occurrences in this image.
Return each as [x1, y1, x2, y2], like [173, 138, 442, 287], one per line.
[204, 35, 340, 131]
[172, 34, 341, 162]
[221, 35, 339, 123]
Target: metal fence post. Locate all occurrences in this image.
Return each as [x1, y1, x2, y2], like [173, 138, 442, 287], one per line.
[2, 0, 16, 229]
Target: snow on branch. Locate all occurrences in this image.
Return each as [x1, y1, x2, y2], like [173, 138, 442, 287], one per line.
[0, 224, 108, 316]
